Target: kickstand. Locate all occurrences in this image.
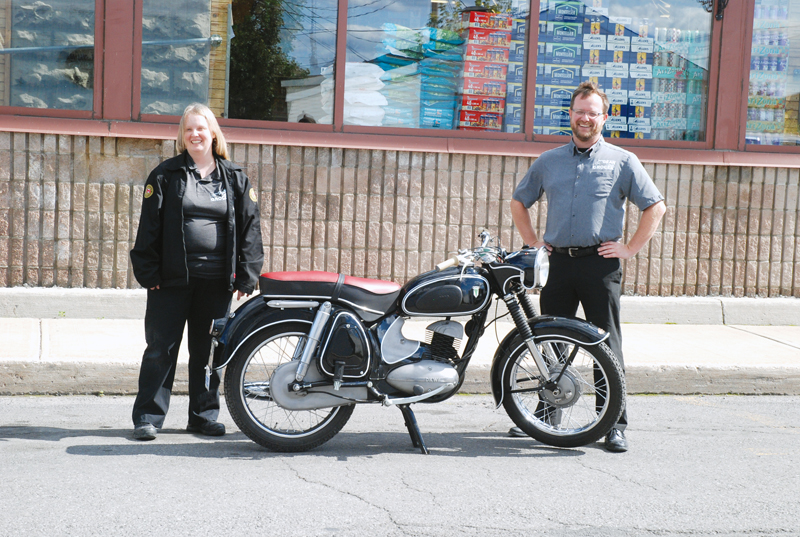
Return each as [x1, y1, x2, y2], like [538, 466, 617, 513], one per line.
[398, 404, 429, 454]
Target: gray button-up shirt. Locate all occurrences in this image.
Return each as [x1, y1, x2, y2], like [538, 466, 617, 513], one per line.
[513, 137, 664, 248]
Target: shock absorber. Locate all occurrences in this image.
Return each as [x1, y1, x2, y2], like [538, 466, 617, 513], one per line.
[295, 301, 332, 382]
[503, 294, 552, 382]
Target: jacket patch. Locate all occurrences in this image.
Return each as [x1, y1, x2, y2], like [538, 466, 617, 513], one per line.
[144, 185, 154, 199]
[249, 188, 257, 202]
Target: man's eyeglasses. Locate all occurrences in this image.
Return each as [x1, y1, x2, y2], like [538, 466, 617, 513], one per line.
[571, 110, 604, 119]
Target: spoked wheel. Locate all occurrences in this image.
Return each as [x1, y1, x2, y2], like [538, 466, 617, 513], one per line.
[224, 322, 354, 452]
[500, 335, 625, 448]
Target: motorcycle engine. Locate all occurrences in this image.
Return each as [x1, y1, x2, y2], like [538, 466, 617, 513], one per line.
[385, 320, 462, 395]
[424, 320, 462, 362]
[385, 360, 459, 395]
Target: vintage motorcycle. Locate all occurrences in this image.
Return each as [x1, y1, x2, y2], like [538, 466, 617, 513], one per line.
[208, 231, 625, 454]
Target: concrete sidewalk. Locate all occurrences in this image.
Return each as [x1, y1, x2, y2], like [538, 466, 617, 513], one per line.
[1, 288, 799, 395]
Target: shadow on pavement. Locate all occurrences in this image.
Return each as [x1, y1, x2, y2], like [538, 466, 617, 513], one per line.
[1, 425, 595, 458]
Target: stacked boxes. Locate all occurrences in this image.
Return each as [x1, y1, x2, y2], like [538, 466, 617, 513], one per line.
[534, 1, 585, 134]
[505, 16, 527, 132]
[746, 4, 792, 145]
[418, 27, 466, 129]
[457, 10, 513, 131]
[533, 0, 715, 140]
[649, 27, 711, 140]
[609, 17, 652, 138]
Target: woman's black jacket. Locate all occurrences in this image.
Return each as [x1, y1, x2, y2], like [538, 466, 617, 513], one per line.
[130, 152, 263, 294]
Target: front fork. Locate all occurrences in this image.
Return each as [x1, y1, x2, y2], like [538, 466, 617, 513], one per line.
[516, 288, 538, 319]
[503, 291, 553, 385]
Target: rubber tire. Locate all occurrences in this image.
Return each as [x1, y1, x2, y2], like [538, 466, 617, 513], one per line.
[500, 337, 625, 448]
[224, 322, 354, 452]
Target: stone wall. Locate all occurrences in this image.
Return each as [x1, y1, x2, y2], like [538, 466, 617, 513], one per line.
[0, 131, 798, 297]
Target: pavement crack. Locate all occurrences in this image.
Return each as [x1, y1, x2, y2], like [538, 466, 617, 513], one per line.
[576, 459, 661, 492]
[399, 474, 437, 502]
[278, 459, 412, 535]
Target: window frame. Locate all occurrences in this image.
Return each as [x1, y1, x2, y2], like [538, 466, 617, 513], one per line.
[0, 0, 796, 165]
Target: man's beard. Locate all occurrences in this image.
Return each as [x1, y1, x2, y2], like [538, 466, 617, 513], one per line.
[571, 118, 603, 142]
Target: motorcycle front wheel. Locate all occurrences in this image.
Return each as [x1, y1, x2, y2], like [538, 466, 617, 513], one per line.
[223, 322, 354, 452]
[499, 335, 625, 448]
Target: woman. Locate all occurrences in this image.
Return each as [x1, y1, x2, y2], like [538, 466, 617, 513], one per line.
[130, 103, 263, 440]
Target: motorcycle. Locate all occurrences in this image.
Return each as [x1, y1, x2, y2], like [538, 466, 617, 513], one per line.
[208, 231, 625, 454]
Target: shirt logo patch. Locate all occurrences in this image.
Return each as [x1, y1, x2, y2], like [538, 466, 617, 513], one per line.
[592, 159, 616, 171]
[249, 188, 257, 202]
[209, 188, 227, 202]
[144, 185, 153, 199]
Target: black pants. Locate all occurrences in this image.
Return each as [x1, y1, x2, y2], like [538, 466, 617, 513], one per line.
[539, 251, 627, 431]
[132, 277, 232, 429]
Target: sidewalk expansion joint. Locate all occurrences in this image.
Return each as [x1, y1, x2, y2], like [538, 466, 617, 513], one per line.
[729, 325, 800, 351]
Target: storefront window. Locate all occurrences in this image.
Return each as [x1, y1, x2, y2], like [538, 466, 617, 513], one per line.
[345, 0, 530, 131]
[746, 0, 798, 145]
[0, 0, 94, 110]
[534, 0, 712, 141]
[141, 0, 336, 123]
[228, 0, 337, 123]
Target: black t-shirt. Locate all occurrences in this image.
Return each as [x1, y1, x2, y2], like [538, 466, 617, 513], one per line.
[183, 166, 228, 278]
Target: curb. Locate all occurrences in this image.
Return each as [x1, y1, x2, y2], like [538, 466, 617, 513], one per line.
[1, 288, 798, 396]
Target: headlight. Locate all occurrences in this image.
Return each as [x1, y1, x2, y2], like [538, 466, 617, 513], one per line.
[534, 247, 549, 289]
[508, 247, 549, 290]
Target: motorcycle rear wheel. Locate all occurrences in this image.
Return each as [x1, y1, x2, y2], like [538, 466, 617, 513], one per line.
[499, 336, 625, 448]
[224, 322, 354, 452]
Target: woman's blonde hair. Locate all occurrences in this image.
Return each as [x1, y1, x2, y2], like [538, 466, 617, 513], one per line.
[176, 103, 229, 160]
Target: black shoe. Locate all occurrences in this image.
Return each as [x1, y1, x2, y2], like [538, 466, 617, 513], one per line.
[508, 426, 528, 438]
[604, 428, 628, 453]
[133, 423, 157, 441]
[187, 421, 226, 437]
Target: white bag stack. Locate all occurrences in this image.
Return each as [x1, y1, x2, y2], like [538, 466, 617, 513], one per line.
[320, 63, 386, 126]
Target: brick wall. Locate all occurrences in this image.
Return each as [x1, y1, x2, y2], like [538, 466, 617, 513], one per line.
[0, 131, 798, 297]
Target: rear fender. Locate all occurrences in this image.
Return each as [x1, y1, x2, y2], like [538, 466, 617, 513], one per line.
[489, 315, 609, 408]
[212, 297, 315, 370]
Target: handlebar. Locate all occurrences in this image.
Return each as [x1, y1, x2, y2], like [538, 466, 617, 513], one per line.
[434, 232, 508, 271]
[435, 257, 460, 271]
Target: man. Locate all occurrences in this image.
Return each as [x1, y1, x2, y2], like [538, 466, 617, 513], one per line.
[510, 81, 666, 453]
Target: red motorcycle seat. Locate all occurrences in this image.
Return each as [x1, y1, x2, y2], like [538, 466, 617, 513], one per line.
[261, 271, 401, 295]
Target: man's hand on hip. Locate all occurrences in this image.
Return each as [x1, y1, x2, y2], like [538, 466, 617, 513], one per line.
[598, 241, 634, 259]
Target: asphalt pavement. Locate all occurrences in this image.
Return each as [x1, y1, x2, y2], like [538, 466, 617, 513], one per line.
[1, 288, 799, 395]
[1, 394, 799, 536]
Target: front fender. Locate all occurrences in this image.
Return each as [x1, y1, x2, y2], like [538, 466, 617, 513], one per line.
[212, 296, 315, 370]
[489, 315, 610, 408]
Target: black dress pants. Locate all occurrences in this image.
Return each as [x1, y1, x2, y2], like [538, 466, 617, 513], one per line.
[132, 277, 232, 428]
[539, 251, 627, 431]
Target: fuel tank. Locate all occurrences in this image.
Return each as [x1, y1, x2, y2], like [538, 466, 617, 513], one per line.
[400, 267, 490, 317]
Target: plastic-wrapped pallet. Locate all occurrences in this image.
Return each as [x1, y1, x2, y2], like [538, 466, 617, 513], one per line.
[377, 25, 426, 127]
[419, 29, 464, 129]
[379, 63, 420, 127]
